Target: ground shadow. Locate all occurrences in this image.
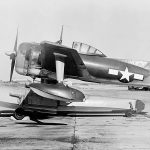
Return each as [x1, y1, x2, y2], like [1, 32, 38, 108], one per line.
[15, 122, 67, 126]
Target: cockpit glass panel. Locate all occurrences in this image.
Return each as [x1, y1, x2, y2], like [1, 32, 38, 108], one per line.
[72, 42, 81, 51]
[80, 43, 89, 53]
[95, 49, 103, 55]
[72, 41, 106, 57]
[88, 47, 96, 54]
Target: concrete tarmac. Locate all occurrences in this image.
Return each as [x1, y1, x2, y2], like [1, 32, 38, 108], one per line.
[0, 115, 150, 149]
[0, 81, 150, 149]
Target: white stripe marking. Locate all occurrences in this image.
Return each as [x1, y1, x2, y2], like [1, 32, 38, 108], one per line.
[134, 74, 144, 80]
[108, 69, 118, 75]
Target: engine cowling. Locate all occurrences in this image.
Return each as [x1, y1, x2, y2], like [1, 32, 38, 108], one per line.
[15, 42, 42, 77]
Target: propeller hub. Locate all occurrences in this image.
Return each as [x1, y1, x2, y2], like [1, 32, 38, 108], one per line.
[9, 53, 16, 60]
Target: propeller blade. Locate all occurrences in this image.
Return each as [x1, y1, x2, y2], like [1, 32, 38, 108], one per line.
[13, 28, 18, 53]
[5, 52, 11, 56]
[10, 58, 15, 82]
[9, 28, 18, 82]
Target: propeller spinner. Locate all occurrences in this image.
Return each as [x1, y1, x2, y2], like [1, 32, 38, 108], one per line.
[6, 29, 18, 82]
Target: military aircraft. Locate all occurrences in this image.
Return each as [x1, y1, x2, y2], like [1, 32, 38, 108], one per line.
[4, 27, 147, 123]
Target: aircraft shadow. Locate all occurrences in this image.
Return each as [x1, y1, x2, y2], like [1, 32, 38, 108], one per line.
[15, 122, 67, 126]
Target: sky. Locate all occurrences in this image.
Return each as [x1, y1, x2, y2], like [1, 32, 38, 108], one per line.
[1, 0, 150, 80]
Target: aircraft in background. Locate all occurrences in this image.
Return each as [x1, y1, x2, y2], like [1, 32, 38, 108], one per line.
[3, 27, 148, 123]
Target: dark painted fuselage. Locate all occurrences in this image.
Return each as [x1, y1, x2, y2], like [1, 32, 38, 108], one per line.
[15, 42, 150, 85]
[80, 54, 149, 81]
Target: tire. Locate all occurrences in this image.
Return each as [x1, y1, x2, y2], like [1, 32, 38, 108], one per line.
[13, 108, 25, 120]
[125, 111, 133, 117]
[13, 112, 25, 120]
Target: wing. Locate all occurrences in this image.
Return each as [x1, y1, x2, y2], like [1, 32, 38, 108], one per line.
[40, 41, 91, 79]
[29, 83, 85, 102]
[18, 83, 85, 115]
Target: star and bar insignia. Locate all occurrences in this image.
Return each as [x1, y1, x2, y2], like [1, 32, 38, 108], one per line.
[108, 67, 144, 83]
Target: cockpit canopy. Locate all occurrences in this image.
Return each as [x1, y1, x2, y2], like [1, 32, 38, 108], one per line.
[72, 41, 106, 57]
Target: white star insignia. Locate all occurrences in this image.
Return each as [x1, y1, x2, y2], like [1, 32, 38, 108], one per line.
[120, 67, 133, 82]
[108, 67, 144, 82]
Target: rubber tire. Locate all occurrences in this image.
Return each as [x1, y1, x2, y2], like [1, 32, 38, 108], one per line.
[125, 111, 133, 117]
[13, 111, 25, 120]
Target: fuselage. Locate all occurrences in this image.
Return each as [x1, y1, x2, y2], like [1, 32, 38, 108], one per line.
[80, 54, 149, 82]
[15, 42, 150, 86]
